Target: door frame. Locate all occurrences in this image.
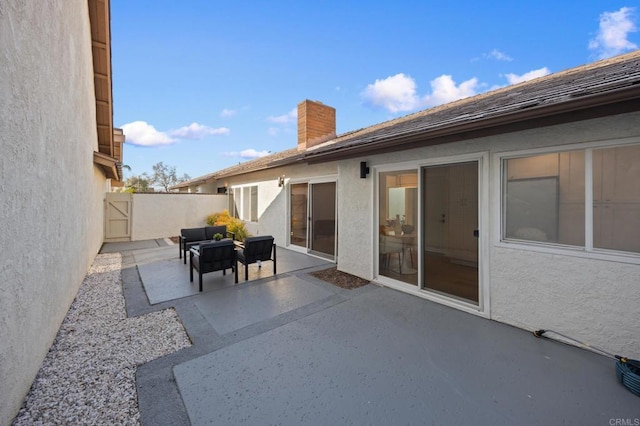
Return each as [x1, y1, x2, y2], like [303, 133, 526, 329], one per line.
[287, 175, 338, 261]
[373, 152, 490, 317]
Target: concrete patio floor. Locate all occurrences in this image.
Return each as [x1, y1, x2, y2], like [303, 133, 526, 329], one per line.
[103, 240, 640, 425]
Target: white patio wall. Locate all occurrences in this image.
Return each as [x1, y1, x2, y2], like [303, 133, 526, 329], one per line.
[336, 111, 640, 356]
[0, 2, 107, 422]
[130, 193, 227, 240]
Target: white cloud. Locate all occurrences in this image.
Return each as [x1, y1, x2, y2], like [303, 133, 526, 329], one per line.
[486, 49, 513, 61]
[240, 149, 270, 158]
[589, 7, 637, 59]
[362, 73, 482, 112]
[361, 73, 422, 113]
[121, 121, 175, 147]
[222, 149, 271, 159]
[121, 121, 230, 146]
[267, 127, 279, 136]
[169, 122, 229, 139]
[423, 75, 480, 107]
[267, 108, 297, 124]
[504, 67, 551, 84]
[220, 108, 237, 118]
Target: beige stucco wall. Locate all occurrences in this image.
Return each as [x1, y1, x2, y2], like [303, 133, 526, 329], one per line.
[131, 193, 227, 240]
[336, 111, 640, 356]
[336, 160, 374, 279]
[0, 1, 107, 422]
[206, 162, 339, 246]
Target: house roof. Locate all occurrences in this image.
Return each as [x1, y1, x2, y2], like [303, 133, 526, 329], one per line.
[172, 148, 301, 188]
[302, 49, 640, 162]
[172, 49, 640, 189]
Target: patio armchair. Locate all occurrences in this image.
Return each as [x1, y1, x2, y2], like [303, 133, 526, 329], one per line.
[236, 235, 276, 281]
[180, 225, 235, 264]
[190, 239, 238, 291]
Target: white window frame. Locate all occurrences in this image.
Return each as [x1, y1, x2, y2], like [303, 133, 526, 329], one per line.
[229, 184, 259, 223]
[494, 136, 640, 265]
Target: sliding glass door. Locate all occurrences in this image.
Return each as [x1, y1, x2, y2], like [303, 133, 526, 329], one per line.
[422, 162, 479, 304]
[290, 183, 308, 248]
[289, 181, 337, 259]
[310, 182, 336, 257]
[377, 160, 481, 307]
[378, 170, 418, 285]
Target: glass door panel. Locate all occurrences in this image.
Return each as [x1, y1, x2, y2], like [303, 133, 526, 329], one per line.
[290, 183, 308, 248]
[310, 182, 336, 257]
[378, 170, 418, 285]
[422, 162, 479, 304]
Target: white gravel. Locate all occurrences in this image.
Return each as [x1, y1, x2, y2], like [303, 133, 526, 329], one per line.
[13, 253, 192, 425]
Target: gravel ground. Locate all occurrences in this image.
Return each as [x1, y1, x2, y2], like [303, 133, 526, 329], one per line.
[309, 266, 371, 289]
[13, 253, 192, 425]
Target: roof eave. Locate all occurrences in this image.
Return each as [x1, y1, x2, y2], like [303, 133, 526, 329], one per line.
[93, 151, 120, 180]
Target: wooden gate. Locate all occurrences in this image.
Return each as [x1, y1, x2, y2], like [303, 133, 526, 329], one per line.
[104, 192, 132, 242]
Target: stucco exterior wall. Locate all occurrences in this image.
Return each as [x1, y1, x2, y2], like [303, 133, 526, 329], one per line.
[490, 248, 640, 355]
[131, 194, 227, 240]
[336, 112, 640, 355]
[219, 162, 338, 246]
[336, 160, 374, 279]
[0, 2, 107, 422]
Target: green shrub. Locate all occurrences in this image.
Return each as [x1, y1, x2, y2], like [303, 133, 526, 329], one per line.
[206, 209, 250, 242]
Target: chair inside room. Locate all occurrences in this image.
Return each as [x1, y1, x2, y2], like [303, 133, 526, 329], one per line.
[379, 234, 404, 273]
[190, 239, 237, 291]
[401, 224, 415, 267]
[236, 235, 276, 281]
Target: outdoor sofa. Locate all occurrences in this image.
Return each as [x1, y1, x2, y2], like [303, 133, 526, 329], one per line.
[179, 225, 234, 263]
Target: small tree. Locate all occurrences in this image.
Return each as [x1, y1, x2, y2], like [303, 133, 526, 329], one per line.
[151, 162, 191, 192]
[124, 173, 152, 192]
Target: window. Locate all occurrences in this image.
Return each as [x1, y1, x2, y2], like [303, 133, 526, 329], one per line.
[593, 145, 640, 252]
[229, 188, 239, 218]
[229, 185, 258, 222]
[251, 185, 258, 222]
[502, 144, 640, 254]
[242, 187, 251, 221]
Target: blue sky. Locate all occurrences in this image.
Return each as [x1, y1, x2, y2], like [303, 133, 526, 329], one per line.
[111, 1, 639, 181]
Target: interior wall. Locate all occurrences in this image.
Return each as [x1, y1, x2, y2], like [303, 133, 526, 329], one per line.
[0, 1, 106, 422]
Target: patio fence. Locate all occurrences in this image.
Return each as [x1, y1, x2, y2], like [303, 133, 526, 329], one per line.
[105, 192, 227, 242]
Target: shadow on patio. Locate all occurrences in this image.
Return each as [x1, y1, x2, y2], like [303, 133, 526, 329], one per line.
[103, 240, 640, 425]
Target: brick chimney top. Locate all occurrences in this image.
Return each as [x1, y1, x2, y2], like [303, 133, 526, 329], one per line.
[297, 100, 336, 151]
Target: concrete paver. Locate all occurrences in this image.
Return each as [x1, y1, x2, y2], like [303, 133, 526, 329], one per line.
[194, 275, 335, 334]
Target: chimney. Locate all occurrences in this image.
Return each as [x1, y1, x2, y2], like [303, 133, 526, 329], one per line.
[297, 100, 336, 151]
